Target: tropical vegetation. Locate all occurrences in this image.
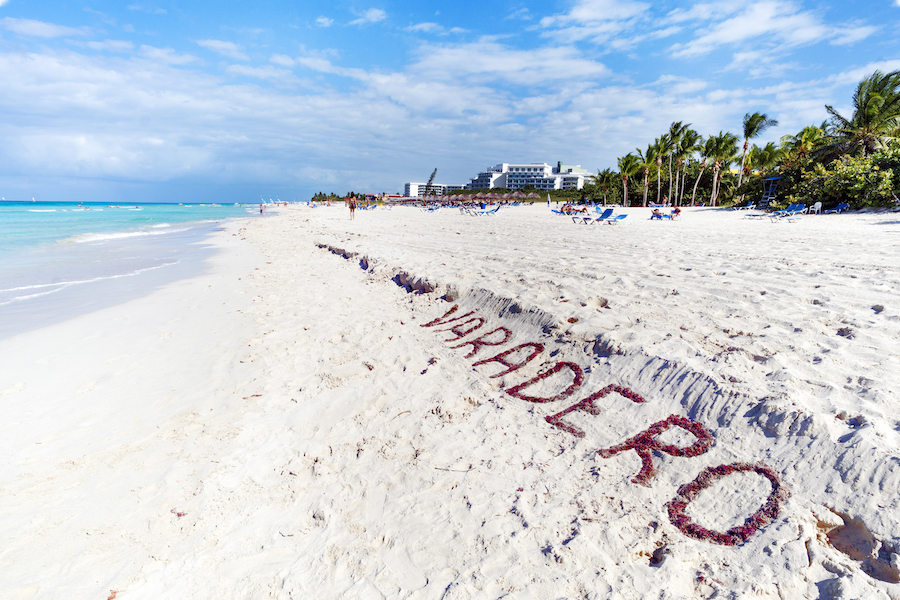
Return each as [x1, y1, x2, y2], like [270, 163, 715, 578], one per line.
[581, 70, 900, 210]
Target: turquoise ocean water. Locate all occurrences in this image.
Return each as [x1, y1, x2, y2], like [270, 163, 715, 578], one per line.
[0, 201, 261, 338]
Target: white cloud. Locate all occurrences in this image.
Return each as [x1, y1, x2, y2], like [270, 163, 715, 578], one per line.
[506, 8, 532, 21]
[82, 40, 136, 53]
[726, 49, 798, 79]
[407, 22, 442, 33]
[405, 23, 467, 35]
[824, 59, 900, 87]
[0, 0, 10, 6]
[606, 25, 681, 51]
[539, 0, 650, 45]
[316, 16, 334, 27]
[139, 45, 198, 65]
[669, 1, 877, 57]
[293, 55, 368, 80]
[83, 8, 118, 27]
[652, 75, 709, 96]
[270, 54, 295, 67]
[0, 17, 87, 38]
[225, 65, 296, 82]
[196, 40, 249, 61]
[127, 5, 167, 15]
[408, 40, 610, 86]
[665, 3, 741, 24]
[350, 9, 386, 26]
[540, 0, 647, 28]
[831, 24, 880, 45]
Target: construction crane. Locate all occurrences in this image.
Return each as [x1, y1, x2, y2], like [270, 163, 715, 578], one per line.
[423, 168, 437, 197]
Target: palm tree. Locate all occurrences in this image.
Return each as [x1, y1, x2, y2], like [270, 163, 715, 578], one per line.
[779, 123, 827, 165]
[636, 144, 659, 207]
[826, 70, 900, 156]
[737, 112, 778, 191]
[748, 142, 783, 176]
[674, 129, 701, 206]
[689, 157, 707, 206]
[690, 137, 716, 206]
[617, 154, 641, 207]
[655, 134, 671, 204]
[707, 131, 739, 206]
[682, 130, 703, 205]
[595, 168, 616, 205]
[666, 121, 690, 202]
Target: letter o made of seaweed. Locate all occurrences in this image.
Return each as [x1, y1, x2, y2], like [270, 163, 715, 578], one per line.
[666, 462, 789, 546]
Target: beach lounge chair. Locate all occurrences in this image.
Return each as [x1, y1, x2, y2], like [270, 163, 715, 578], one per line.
[732, 201, 755, 210]
[605, 214, 628, 225]
[771, 204, 804, 218]
[576, 208, 612, 224]
[825, 202, 850, 214]
[769, 203, 793, 216]
[770, 204, 805, 222]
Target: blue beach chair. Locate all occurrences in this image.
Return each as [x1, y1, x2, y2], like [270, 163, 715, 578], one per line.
[770, 204, 805, 222]
[576, 208, 613, 224]
[825, 202, 850, 214]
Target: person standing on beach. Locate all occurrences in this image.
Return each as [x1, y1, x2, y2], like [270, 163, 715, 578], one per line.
[349, 196, 356, 220]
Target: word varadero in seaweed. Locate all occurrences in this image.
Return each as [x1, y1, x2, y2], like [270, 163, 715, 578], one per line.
[421, 304, 788, 546]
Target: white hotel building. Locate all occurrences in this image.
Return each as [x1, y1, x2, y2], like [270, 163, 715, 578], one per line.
[466, 162, 593, 192]
[403, 182, 466, 197]
[403, 162, 593, 197]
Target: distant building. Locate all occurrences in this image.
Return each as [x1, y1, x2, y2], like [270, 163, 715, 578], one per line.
[404, 182, 465, 197]
[403, 161, 592, 197]
[465, 161, 593, 191]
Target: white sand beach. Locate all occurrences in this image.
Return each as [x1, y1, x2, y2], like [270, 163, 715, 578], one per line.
[2, 204, 900, 599]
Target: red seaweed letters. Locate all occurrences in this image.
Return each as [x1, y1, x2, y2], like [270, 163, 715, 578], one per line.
[503, 361, 585, 404]
[597, 415, 714, 486]
[419, 303, 787, 546]
[546, 384, 646, 438]
[666, 463, 789, 546]
[472, 342, 544, 378]
[450, 327, 513, 359]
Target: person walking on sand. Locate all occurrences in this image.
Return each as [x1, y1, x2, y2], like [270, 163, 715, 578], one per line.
[349, 196, 356, 220]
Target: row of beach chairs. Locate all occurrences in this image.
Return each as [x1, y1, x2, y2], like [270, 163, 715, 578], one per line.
[460, 205, 501, 217]
[564, 207, 628, 225]
[744, 201, 851, 222]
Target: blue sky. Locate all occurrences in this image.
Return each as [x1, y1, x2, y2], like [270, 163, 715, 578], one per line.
[1, 0, 899, 202]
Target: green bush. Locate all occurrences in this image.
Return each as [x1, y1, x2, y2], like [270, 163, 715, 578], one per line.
[792, 153, 895, 209]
